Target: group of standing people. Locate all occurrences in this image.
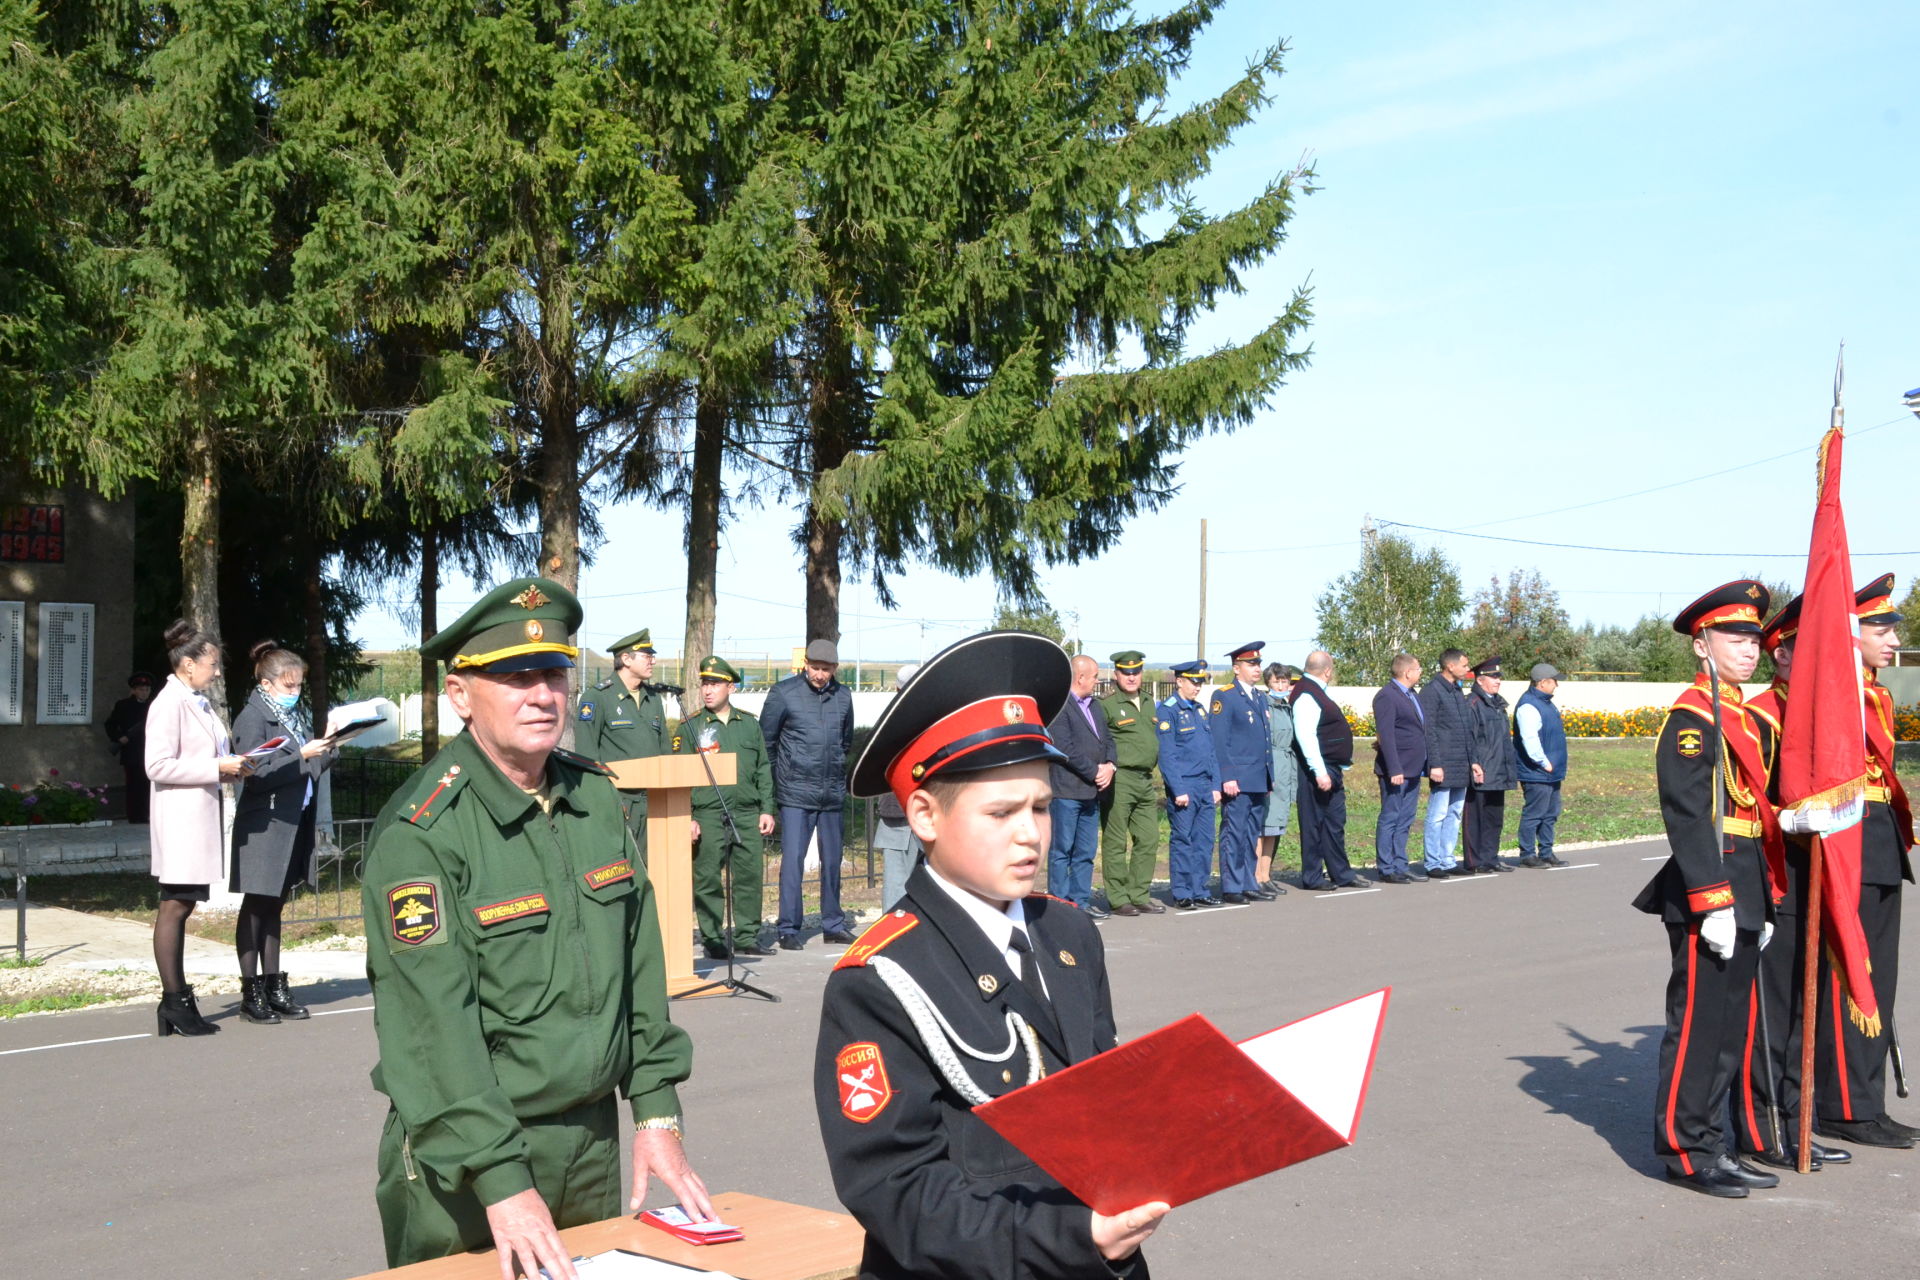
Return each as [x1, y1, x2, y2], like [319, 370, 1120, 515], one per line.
[144, 622, 336, 1037]
[1371, 650, 1571, 885]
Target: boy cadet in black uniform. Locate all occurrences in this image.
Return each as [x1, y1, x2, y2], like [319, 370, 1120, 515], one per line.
[576, 628, 670, 850]
[363, 578, 710, 1277]
[815, 630, 1168, 1278]
[1815, 574, 1920, 1148]
[673, 656, 777, 958]
[1634, 581, 1788, 1198]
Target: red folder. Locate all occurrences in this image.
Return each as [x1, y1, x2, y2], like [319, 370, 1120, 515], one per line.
[975, 987, 1390, 1214]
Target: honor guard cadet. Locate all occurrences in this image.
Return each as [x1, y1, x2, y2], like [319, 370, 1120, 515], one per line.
[673, 657, 778, 959]
[1211, 641, 1275, 904]
[1156, 660, 1222, 910]
[815, 630, 1167, 1278]
[1733, 596, 1854, 1169]
[576, 627, 670, 851]
[1633, 581, 1788, 1198]
[362, 578, 712, 1275]
[1814, 575, 1920, 1147]
[1098, 651, 1164, 916]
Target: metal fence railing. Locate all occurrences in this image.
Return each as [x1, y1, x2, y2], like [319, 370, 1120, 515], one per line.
[284, 817, 375, 925]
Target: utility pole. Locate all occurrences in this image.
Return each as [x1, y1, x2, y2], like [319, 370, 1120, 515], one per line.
[1196, 518, 1208, 661]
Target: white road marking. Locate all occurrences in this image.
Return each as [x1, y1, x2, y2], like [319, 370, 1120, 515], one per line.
[313, 1005, 374, 1017]
[1317, 888, 1383, 898]
[1550, 863, 1601, 871]
[1642, 855, 1669, 861]
[1433, 874, 1497, 885]
[1169, 904, 1253, 917]
[0, 1032, 149, 1056]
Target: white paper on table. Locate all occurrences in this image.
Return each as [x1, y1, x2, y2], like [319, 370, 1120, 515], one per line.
[546, 1250, 742, 1279]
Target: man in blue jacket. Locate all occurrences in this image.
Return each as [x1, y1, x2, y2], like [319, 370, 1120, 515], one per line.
[1371, 653, 1427, 884]
[763, 639, 856, 949]
[1211, 642, 1276, 904]
[1418, 648, 1474, 878]
[1513, 663, 1570, 868]
[1044, 653, 1116, 918]
[1157, 660, 1222, 910]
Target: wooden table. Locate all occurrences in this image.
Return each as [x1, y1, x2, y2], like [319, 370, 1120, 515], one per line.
[346, 1192, 863, 1280]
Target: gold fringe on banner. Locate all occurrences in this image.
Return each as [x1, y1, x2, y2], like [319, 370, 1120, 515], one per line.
[1826, 943, 1884, 1037]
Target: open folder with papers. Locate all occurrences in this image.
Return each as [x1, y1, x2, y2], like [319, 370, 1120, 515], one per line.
[974, 987, 1390, 1214]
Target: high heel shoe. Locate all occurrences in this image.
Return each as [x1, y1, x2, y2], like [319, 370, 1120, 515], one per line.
[264, 972, 309, 1020]
[238, 976, 281, 1024]
[156, 985, 220, 1037]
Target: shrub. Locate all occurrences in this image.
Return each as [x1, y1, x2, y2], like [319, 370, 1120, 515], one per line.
[0, 774, 108, 826]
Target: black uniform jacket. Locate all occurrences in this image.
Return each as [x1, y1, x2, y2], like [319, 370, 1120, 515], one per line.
[815, 864, 1147, 1279]
[1634, 681, 1783, 931]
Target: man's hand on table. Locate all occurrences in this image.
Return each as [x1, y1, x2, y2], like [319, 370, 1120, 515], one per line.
[485, 1187, 576, 1280]
[631, 1128, 716, 1221]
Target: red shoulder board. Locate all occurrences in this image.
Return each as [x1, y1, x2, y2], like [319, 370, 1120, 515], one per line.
[835, 911, 920, 969]
[1029, 892, 1074, 907]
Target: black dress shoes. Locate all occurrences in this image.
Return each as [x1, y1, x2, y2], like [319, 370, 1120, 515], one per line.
[1541, 853, 1569, 867]
[1715, 1153, 1779, 1188]
[1262, 879, 1291, 895]
[1249, 887, 1278, 901]
[822, 929, 857, 944]
[738, 943, 778, 957]
[1811, 1140, 1852, 1164]
[778, 935, 805, 951]
[1517, 856, 1545, 868]
[1220, 892, 1247, 905]
[1666, 1165, 1750, 1198]
[1875, 1113, 1920, 1142]
[1425, 866, 1456, 879]
[1299, 881, 1338, 891]
[1817, 1117, 1914, 1148]
[1488, 861, 1513, 873]
[1172, 897, 1215, 911]
[703, 942, 732, 960]
[1382, 872, 1414, 885]
[1196, 895, 1224, 907]
[1111, 903, 1141, 917]
[1744, 1146, 1819, 1172]
[1141, 899, 1168, 914]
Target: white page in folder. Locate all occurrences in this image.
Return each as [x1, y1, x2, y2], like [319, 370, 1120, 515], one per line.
[1233, 988, 1388, 1140]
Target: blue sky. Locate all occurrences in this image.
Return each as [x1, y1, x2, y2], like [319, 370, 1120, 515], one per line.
[356, 0, 1920, 671]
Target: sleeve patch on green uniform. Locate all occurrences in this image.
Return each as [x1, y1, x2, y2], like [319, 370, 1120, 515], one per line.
[386, 879, 447, 949]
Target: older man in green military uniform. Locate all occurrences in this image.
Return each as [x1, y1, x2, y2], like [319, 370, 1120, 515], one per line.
[1099, 650, 1166, 916]
[674, 656, 778, 959]
[363, 578, 713, 1279]
[576, 627, 671, 852]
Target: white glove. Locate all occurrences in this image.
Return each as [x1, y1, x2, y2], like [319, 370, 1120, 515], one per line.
[1759, 921, 1774, 951]
[1781, 804, 1837, 836]
[1700, 908, 1737, 960]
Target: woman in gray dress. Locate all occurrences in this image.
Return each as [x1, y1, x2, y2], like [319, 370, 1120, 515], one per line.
[228, 641, 335, 1023]
[1256, 662, 1300, 892]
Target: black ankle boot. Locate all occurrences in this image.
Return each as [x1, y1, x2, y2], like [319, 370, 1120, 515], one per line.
[239, 976, 281, 1024]
[157, 985, 220, 1037]
[264, 972, 309, 1020]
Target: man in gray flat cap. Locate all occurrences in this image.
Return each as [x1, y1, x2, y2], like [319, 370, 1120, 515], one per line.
[1512, 662, 1569, 868]
[764, 639, 856, 949]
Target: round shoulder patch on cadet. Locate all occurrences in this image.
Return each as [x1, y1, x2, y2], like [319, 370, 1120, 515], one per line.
[1210, 698, 1223, 715]
[579, 700, 595, 722]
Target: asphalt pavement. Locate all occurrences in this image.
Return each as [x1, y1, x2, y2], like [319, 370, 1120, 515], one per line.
[5, 837, 1917, 1279]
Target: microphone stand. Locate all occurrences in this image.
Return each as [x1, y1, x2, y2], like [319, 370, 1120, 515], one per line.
[673, 742, 778, 1003]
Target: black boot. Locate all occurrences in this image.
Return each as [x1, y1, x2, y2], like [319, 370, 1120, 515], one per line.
[264, 972, 309, 1020]
[238, 976, 281, 1024]
[156, 985, 220, 1037]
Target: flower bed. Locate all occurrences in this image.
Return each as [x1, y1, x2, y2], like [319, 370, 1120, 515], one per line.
[0, 772, 110, 826]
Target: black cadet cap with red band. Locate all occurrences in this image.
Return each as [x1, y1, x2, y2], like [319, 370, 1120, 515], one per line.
[849, 630, 1072, 807]
[1856, 572, 1904, 627]
[1761, 594, 1803, 652]
[1671, 579, 1770, 637]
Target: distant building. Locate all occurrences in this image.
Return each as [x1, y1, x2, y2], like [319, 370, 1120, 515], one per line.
[1, 484, 136, 791]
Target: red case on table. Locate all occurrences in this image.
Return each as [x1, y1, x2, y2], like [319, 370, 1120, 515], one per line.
[974, 987, 1390, 1214]
[637, 1208, 743, 1245]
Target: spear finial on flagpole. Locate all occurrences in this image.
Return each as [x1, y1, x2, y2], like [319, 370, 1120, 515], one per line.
[1833, 341, 1845, 432]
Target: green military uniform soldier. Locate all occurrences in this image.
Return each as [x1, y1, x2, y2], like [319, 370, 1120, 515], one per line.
[673, 656, 778, 959]
[362, 577, 715, 1275]
[1098, 650, 1165, 915]
[576, 627, 671, 853]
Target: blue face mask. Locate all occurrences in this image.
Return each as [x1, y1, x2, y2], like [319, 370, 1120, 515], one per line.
[266, 689, 299, 712]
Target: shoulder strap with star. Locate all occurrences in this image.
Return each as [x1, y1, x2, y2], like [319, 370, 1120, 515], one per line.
[550, 746, 614, 777]
[402, 762, 468, 828]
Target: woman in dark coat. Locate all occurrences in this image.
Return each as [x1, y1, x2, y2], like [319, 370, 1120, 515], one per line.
[1463, 657, 1518, 874]
[229, 641, 336, 1023]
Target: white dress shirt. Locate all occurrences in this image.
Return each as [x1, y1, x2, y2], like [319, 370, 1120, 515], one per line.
[1292, 672, 1342, 780]
[925, 864, 1048, 997]
[1515, 701, 1547, 765]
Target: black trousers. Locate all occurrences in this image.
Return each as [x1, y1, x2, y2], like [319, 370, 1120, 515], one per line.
[1816, 880, 1903, 1122]
[1462, 789, 1507, 869]
[1735, 859, 1808, 1155]
[1655, 921, 1761, 1177]
[1296, 771, 1354, 888]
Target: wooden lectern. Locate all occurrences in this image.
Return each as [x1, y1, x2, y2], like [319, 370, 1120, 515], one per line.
[607, 753, 735, 997]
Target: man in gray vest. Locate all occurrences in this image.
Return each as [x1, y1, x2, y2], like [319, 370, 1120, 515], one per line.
[1513, 663, 1569, 868]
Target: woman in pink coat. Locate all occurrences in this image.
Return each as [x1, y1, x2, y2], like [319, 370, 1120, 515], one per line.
[145, 619, 252, 1037]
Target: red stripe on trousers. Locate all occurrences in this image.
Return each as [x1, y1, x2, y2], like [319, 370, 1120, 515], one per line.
[1740, 977, 1761, 1146]
[1666, 925, 1700, 1176]
[1828, 968, 1854, 1119]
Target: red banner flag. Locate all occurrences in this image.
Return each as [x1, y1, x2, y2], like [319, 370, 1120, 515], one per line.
[1778, 427, 1879, 1034]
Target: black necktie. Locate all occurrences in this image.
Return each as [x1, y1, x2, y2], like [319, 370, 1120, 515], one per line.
[1007, 928, 1048, 1004]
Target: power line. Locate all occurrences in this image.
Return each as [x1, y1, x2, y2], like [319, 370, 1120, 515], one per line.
[1378, 519, 1920, 560]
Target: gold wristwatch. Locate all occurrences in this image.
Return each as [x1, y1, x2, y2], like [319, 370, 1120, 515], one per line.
[636, 1115, 684, 1141]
